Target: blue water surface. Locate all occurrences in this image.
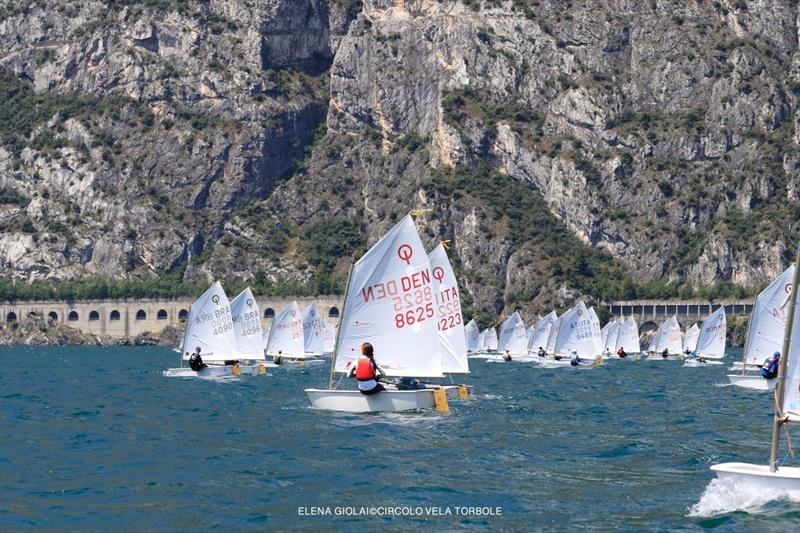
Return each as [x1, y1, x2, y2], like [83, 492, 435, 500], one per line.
[1, 347, 798, 531]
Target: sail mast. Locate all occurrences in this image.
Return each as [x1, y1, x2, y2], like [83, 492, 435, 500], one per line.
[769, 240, 800, 472]
[740, 297, 758, 374]
[328, 261, 354, 390]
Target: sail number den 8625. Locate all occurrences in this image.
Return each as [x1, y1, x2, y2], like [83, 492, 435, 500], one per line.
[391, 287, 434, 329]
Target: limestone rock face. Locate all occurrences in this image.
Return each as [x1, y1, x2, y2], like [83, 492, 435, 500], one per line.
[1, 0, 798, 321]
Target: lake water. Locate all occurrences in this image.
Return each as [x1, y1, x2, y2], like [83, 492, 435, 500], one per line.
[1, 347, 798, 531]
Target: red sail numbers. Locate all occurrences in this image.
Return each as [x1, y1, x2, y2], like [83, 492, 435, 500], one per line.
[361, 268, 435, 330]
[436, 286, 462, 331]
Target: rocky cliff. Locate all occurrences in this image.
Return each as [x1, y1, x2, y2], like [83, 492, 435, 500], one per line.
[1, 0, 798, 321]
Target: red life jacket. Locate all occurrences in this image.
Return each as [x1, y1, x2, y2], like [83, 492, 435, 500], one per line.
[355, 357, 376, 381]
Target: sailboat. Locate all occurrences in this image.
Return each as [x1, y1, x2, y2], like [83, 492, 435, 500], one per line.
[465, 319, 481, 353]
[163, 281, 239, 378]
[708, 242, 799, 501]
[614, 315, 640, 355]
[229, 287, 273, 375]
[542, 301, 600, 367]
[683, 323, 700, 354]
[648, 316, 683, 358]
[265, 301, 311, 362]
[472, 327, 499, 358]
[728, 266, 796, 390]
[302, 303, 326, 357]
[306, 214, 452, 413]
[601, 318, 620, 357]
[684, 307, 726, 366]
[496, 311, 528, 360]
[527, 311, 557, 359]
[544, 315, 561, 357]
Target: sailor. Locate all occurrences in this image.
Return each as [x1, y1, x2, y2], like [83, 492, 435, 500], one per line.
[761, 351, 780, 380]
[503, 350, 512, 362]
[616, 347, 626, 358]
[661, 348, 669, 359]
[570, 350, 582, 367]
[348, 342, 385, 395]
[603, 347, 612, 358]
[189, 346, 207, 371]
[274, 350, 283, 365]
[394, 377, 425, 390]
[537, 346, 546, 358]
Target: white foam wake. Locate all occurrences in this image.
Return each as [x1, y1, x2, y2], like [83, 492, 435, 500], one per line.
[689, 475, 794, 517]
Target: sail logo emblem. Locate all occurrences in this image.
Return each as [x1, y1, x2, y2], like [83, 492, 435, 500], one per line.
[290, 310, 296, 317]
[310, 310, 315, 317]
[785, 283, 793, 294]
[432, 267, 445, 283]
[212, 295, 220, 304]
[397, 244, 413, 265]
[577, 310, 583, 316]
[246, 298, 254, 308]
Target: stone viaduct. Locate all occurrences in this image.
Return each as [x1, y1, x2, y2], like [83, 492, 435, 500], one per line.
[1, 295, 344, 338]
[601, 299, 753, 331]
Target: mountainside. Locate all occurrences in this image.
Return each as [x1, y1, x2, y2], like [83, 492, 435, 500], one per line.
[1, 0, 798, 321]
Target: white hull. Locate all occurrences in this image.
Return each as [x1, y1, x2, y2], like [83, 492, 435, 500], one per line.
[683, 359, 724, 367]
[727, 374, 777, 391]
[389, 383, 468, 401]
[729, 362, 760, 372]
[162, 366, 235, 378]
[306, 388, 437, 413]
[711, 463, 800, 501]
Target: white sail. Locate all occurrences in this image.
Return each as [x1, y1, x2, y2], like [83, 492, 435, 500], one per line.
[654, 316, 683, 354]
[555, 302, 599, 359]
[302, 303, 326, 355]
[616, 315, 640, 353]
[230, 287, 265, 360]
[545, 316, 561, 354]
[695, 307, 726, 358]
[525, 326, 534, 352]
[603, 319, 620, 353]
[528, 311, 557, 353]
[485, 327, 498, 351]
[783, 287, 800, 422]
[333, 215, 443, 378]
[266, 301, 305, 358]
[428, 243, 469, 374]
[669, 316, 685, 354]
[181, 281, 238, 362]
[587, 307, 604, 356]
[498, 311, 528, 355]
[684, 323, 700, 353]
[477, 329, 487, 351]
[743, 266, 796, 366]
[601, 322, 613, 351]
[322, 320, 336, 353]
[465, 319, 480, 353]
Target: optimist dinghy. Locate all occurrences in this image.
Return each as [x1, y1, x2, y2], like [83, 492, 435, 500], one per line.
[163, 281, 246, 378]
[305, 214, 452, 413]
[708, 242, 800, 502]
[683, 307, 726, 367]
[728, 265, 796, 387]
